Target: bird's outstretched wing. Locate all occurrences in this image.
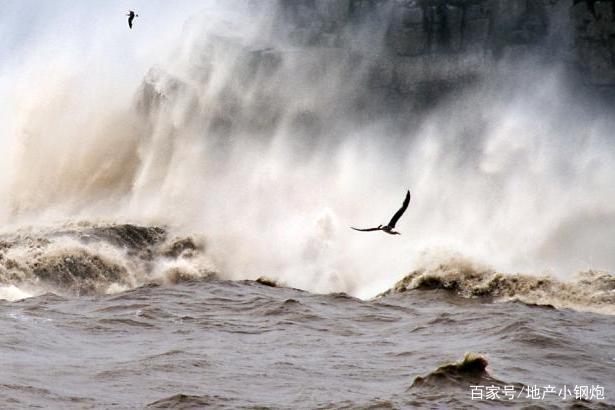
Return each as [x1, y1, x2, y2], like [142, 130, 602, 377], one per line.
[388, 190, 411, 228]
[351, 227, 382, 232]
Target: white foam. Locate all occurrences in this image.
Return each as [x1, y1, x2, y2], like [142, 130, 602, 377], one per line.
[0, 285, 33, 301]
[0, 2, 614, 299]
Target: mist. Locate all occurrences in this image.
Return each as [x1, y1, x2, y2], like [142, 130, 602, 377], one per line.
[1, 1, 614, 299]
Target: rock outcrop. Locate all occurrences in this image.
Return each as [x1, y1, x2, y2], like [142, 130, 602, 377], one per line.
[274, 0, 615, 91]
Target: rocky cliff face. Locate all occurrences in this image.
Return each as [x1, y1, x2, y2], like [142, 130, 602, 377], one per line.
[572, 0, 615, 85]
[134, 0, 614, 140]
[275, 0, 615, 91]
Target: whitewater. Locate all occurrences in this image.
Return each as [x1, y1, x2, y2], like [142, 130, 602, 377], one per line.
[1, 0, 614, 408]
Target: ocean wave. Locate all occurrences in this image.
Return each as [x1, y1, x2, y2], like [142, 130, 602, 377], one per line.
[380, 256, 615, 315]
[254, 276, 283, 288]
[0, 223, 215, 301]
[410, 353, 506, 389]
[146, 393, 232, 409]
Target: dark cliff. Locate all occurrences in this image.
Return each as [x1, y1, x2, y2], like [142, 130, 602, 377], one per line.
[134, 0, 614, 141]
[275, 0, 615, 92]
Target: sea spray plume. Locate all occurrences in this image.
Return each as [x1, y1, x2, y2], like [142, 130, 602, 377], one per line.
[0, 2, 615, 297]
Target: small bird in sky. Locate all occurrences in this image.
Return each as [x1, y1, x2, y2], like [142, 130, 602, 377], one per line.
[351, 190, 411, 235]
[127, 10, 138, 29]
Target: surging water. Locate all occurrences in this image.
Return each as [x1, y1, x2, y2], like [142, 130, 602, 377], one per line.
[1, 2, 615, 408]
[2, 274, 614, 408]
[1, 1, 614, 298]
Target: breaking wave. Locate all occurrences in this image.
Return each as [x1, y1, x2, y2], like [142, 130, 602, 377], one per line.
[146, 394, 231, 409]
[0, 223, 214, 301]
[381, 255, 615, 315]
[410, 353, 507, 389]
[1, 1, 614, 299]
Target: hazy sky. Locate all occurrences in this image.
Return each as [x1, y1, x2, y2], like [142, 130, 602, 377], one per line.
[0, 1, 224, 194]
[0, 1, 212, 72]
[0, 1, 220, 144]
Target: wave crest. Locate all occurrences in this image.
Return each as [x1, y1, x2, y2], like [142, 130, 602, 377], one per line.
[410, 353, 500, 389]
[381, 257, 615, 315]
[0, 223, 215, 300]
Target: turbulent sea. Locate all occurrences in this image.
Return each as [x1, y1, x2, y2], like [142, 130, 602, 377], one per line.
[2, 1, 615, 408]
[1, 224, 614, 409]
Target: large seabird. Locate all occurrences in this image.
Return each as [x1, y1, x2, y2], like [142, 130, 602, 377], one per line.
[351, 190, 411, 235]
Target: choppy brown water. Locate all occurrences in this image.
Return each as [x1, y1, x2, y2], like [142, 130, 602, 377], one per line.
[1, 223, 614, 409]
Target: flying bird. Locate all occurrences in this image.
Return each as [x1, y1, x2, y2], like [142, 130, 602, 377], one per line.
[351, 190, 411, 235]
[127, 10, 138, 29]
